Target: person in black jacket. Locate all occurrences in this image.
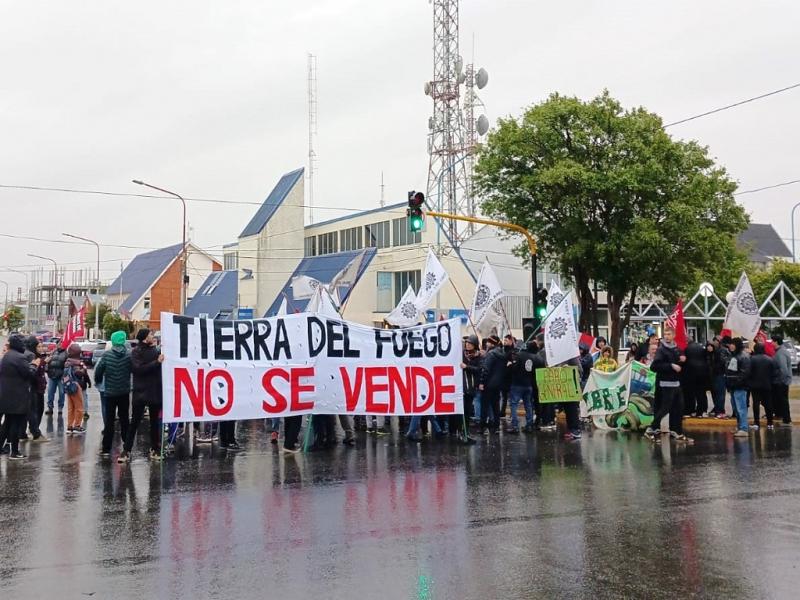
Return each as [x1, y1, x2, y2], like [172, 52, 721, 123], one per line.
[725, 337, 751, 436]
[506, 340, 537, 433]
[23, 335, 48, 441]
[531, 335, 553, 429]
[747, 343, 775, 430]
[682, 340, 709, 417]
[122, 329, 164, 461]
[453, 335, 480, 444]
[44, 345, 67, 415]
[0, 335, 39, 459]
[479, 335, 507, 434]
[645, 327, 692, 443]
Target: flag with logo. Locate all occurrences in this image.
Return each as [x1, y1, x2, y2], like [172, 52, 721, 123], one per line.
[469, 260, 505, 337]
[664, 299, 688, 350]
[61, 307, 87, 349]
[723, 272, 762, 339]
[543, 281, 579, 366]
[414, 248, 449, 311]
[291, 275, 323, 300]
[386, 285, 421, 327]
[330, 249, 368, 297]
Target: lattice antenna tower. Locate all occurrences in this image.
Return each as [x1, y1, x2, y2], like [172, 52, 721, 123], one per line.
[425, 0, 471, 246]
[464, 42, 489, 230]
[307, 53, 318, 224]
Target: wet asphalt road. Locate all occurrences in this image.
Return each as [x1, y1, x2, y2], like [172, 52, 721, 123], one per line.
[1, 388, 799, 600]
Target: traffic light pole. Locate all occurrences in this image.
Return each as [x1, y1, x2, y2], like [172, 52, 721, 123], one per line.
[424, 210, 538, 310]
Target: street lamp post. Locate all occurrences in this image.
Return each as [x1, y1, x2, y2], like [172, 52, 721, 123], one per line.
[28, 254, 59, 338]
[7, 269, 30, 332]
[63, 233, 101, 337]
[132, 180, 188, 313]
[791, 201, 800, 263]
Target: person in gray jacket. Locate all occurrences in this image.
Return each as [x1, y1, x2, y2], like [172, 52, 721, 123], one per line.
[771, 334, 793, 427]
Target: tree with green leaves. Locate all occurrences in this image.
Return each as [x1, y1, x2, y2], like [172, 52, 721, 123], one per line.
[748, 260, 800, 340]
[86, 303, 111, 337]
[475, 91, 749, 351]
[102, 312, 133, 339]
[2, 305, 25, 332]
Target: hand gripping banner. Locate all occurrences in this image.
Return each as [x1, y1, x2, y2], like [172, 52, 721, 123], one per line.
[160, 312, 463, 423]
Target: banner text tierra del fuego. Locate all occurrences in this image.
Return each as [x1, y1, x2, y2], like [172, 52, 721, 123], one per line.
[161, 313, 464, 423]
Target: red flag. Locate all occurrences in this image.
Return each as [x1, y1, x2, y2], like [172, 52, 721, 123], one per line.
[61, 307, 87, 349]
[664, 299, 688, 350]
[579, 332, 596, 351]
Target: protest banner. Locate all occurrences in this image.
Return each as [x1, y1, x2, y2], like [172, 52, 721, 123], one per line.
[591, 361, 656, 431]
[581, 362, 632, 418]
[535, 366, 582, 403]
[160, 312, 463, 423]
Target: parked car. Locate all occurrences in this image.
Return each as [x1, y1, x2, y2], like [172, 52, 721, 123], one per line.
[79, 340, 103, 366]
[92, 339, 137, 366]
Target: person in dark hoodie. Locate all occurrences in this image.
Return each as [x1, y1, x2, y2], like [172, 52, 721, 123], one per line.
[506, 340, 537, 433]
[479, 334, 507, 434]
[94, 330, 132, 459]
[0, 334, 38, 459]
[682, 339, 709, 417]
[747, 342, 775, 430]
[453, 335, 480, 444]
[23, 336, 48, 441]
[645, 326, 692, 443]
[121, 328, 164, 462]
[725, 337, 751, 437]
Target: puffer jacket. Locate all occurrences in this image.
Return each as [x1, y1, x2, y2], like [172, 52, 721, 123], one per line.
[131, 343, 163, 406]
[46, 347, 67, 380]
[94, 345, 131, 396]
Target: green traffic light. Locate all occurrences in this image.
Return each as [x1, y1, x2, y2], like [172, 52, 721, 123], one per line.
[536, 305, 547, 318]
[409, 214, 424, 232]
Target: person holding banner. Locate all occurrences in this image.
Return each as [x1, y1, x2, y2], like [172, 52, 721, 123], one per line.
[645, 327, 693, 443]
[479, 335, 507, 435]
[124, 329, 164, 460]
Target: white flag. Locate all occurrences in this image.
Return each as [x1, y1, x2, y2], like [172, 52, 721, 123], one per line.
[306, 287, 340, 318]
[544, 281, 579, 366]
[386, 285, 421, 327]
[291, 275, 322, 300]
[414, 248, 449, 310]
[469, 261, 505, 335]
[330, 249, 368, 293]
[723, 271, 761, 339]
[276, 297, 288, 316]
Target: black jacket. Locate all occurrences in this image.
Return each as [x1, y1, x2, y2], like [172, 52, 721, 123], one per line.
[462, 352, 482, 397]
[713, 346, 731, 376]
[579, 352, 594, 386]
[725, 351, 751, 391]
[0, 346, 37, 415]
[747, 353, 775, 391]
[131, 343, 163, 406]
[510, 349, 537, 388]
[684, 342, 708, 385]
[650, 343, 683, 384]
[480, 347, 510, 390]
[46, 348, 67, 380]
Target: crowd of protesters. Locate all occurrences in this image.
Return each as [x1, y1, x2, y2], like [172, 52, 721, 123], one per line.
[0, 324, 795, 461]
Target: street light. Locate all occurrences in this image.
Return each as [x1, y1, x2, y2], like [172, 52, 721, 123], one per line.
[28, 253, 59, 338]
[63, 233, 101, 337]
[792, 201, 800, 263]
[132, 180, 188, 313]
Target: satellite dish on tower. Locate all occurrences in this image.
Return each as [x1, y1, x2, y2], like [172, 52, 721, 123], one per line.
[476, 114, 489, 136]
[424, 82, 432, 96]
[476, 68, 489, 89]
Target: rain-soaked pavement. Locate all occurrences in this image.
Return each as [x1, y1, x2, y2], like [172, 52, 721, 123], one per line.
[2, 387, 799, 600]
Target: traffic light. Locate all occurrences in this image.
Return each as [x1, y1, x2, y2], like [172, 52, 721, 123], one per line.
[407, 191, 425, 233]
[535, 287, 548, 319]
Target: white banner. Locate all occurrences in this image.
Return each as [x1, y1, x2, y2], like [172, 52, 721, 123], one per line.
[160, 312, 463, 423]
[415, 248, 449, 311]
[723, 271, 761, 339]
[544, 281, 579, 366]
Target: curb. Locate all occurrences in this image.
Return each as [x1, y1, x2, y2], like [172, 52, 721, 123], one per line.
[682, 417, 799, 429]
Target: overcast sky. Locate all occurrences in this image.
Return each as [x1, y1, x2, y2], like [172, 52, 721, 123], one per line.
[1, 0, 799, 295]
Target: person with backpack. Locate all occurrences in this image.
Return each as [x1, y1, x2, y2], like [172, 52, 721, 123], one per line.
[121, 328, 164, 462]
[63, 343, 88, 435]
[0, 335, 39, 459]
[725, 337, 751, 438]
[94, 331, 132, 460]
[44, 345, 67, 415]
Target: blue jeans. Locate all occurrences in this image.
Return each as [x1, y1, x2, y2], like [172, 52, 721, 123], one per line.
[733, 389, 748, 431]
[269, 418, 280, 432]
[711, 375, 726, 414]
[509, 385, 534, 429]
[47, 377, 65, 410]
[472, 392, 482, 420]
[405, 415, 442, 437]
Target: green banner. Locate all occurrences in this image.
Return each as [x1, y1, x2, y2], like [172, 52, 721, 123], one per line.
[592, 361, 656, 431]
[536, 366, 582, 403]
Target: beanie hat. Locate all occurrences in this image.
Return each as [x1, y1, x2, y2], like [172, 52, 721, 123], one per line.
[110, 331, 127, 347]
[8, 334, 26, 353]
[136, 328, 151, 343]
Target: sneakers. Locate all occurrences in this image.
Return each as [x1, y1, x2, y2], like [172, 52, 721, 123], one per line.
[72, 427, 86, 435]
[31, 434, 49, 442]
[223, 442, 242, 452]
[196, 436, 213, 444]
[99, 450, 111, 458]
[749, 425, 760, 431]
[644, 427, 659, 441]
[715, 413, 727, 420]
[376, 427, 390, 436]
[66, 427, 74, 435]
[270, 431, 279, 445]
[149, 449, 162, 461]
[117, 451, 130, 463]
[767, 424, 775, 431]
[671, 433, 694, 444]
[9, 452, 26, 460]
[282, 445, 300, 454]
[564, 430, 582, 441]
[733, 429, 749, 438]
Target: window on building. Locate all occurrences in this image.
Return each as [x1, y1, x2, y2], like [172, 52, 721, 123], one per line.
[394, 270, 421, 305]
[143, 296, 151, 310]
[392, 217, 422, 247]
[376, 272, 393, 312]
[223, 251, 238, 271]
[340, 226, 363, 252]
[304, 236, 317, 257]
[365, 220, 391, 249]
[317, 232, 338, 255]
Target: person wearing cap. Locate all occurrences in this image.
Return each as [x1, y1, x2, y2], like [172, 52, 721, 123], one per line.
[123, 328, 164, 461]
[94, 330, 132, 460]
[0, 334, 38, 459]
